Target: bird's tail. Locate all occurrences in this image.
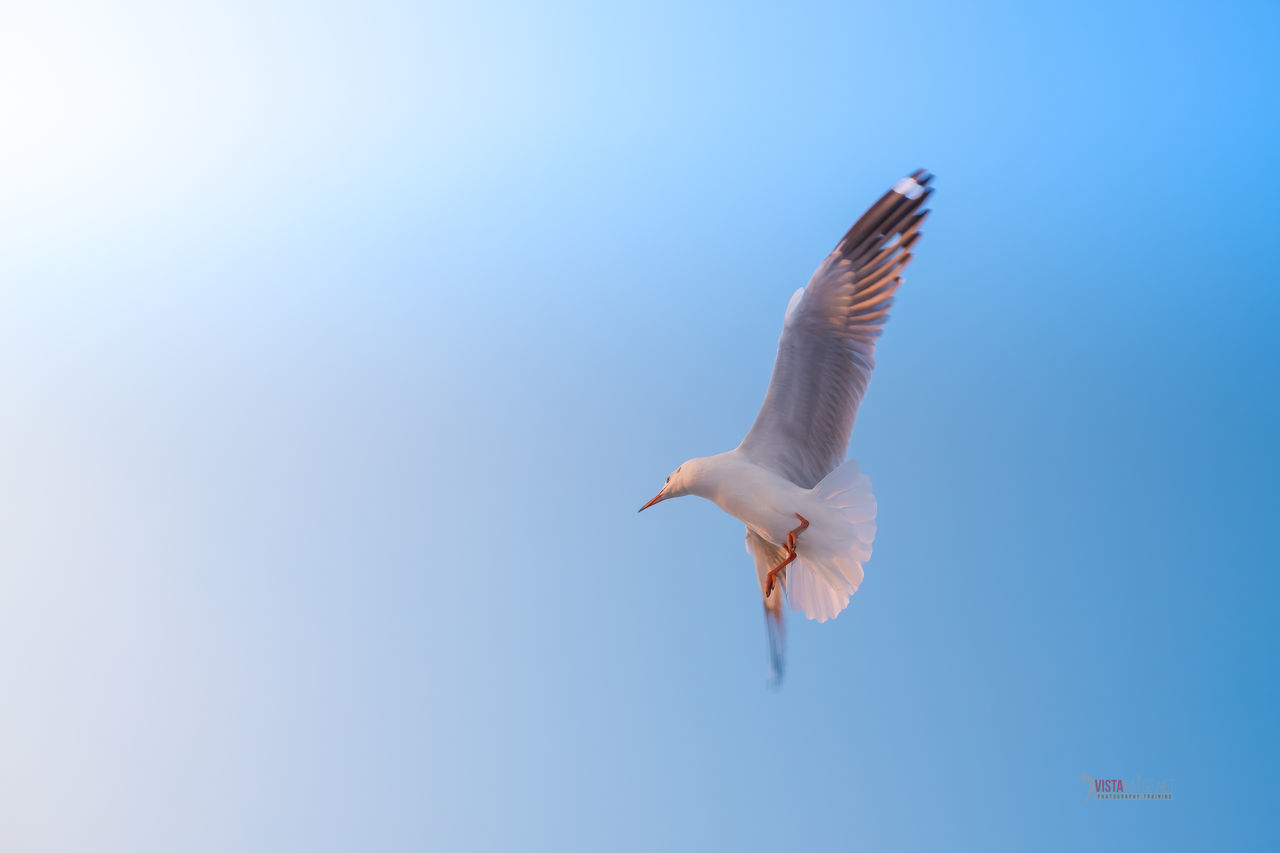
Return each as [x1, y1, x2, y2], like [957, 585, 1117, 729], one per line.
[784, 460, 877, 622]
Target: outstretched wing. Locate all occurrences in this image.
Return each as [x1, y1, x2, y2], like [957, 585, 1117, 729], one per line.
[746, 528, 789, 683]
[738, 171, 933, 488]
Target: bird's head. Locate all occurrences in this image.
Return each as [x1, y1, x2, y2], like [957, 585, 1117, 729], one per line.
[638, 459, 701, 512]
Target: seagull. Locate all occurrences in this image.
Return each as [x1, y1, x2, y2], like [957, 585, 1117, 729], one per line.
[639, 170, 933, 680]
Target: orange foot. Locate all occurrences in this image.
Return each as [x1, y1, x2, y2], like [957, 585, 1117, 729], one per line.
[764, 513, 810, 597]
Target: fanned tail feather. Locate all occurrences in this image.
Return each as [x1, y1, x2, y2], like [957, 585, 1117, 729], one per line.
[784, 459, 877, 622]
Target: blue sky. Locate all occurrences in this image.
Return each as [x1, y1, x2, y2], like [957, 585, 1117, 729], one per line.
[1, 0, 1277, 850]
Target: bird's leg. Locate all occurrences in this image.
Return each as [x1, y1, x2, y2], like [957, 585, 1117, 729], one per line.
[764, 513, 810, 597]
[764, 551, 796, 598]
[792, 512, 809, 537]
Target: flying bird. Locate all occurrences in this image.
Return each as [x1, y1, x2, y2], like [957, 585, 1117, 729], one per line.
[639, 170, 933, 680]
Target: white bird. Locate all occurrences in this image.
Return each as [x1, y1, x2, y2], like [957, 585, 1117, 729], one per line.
[639, 170, 933, 680]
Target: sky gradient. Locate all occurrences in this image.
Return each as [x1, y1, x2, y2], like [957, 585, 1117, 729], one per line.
[2, 0, 1278, 850]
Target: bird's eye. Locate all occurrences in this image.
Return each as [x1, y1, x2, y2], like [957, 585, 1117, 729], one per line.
[665, 476, 670, 484]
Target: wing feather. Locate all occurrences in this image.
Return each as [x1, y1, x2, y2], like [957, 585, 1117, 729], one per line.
[746, 528, 788, 683]
[738, 171, 932, 488]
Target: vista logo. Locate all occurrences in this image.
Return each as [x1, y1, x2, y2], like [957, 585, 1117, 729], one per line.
[1079, 775, 1173, 801]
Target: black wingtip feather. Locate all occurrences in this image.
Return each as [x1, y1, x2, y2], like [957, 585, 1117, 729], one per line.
[834, 172, 933, 259]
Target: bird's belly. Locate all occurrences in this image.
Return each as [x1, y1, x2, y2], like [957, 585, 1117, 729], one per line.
[717, 485, 815, 548]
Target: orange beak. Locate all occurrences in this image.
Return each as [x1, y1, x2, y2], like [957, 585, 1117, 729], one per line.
[638, 488, 666, 512]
